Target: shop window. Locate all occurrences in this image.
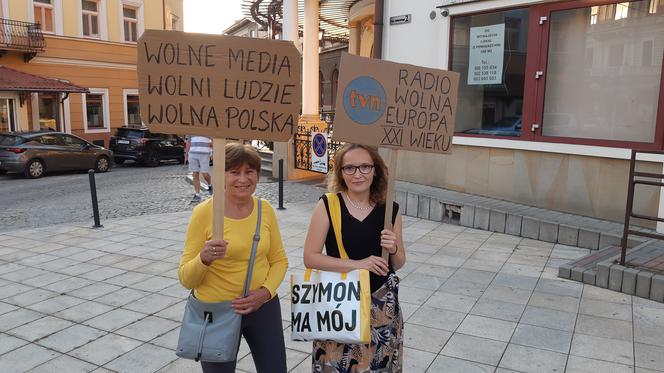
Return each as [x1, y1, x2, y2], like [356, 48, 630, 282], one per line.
[125, 93, 141, 126]
[451, 9, 529, 137]
[541, 0, 663, 142]
[123, 6, 138, 42]
[83, 89, 109, 132]
[82, 0, 99, 38]
[0, 98, 16, 133]
[34, 0, 54, 33]
[331, 69, 339, 107]
[38, 93, 60, 131]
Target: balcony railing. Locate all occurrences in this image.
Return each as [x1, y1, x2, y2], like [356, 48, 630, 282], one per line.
[0, 18, 46, 53]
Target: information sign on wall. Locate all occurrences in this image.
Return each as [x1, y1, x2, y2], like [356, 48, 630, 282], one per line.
[468, 23, 505, 85]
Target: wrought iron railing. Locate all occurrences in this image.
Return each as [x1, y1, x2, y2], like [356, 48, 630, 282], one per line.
[0, 18, 46, 52]
[294, 121, 344, 173]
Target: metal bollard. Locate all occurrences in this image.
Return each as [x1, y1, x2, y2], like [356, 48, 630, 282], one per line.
[88, 169, 103, 228]
[278, 159, 285, 210]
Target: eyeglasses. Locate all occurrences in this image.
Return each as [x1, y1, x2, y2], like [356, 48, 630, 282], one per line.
[341, 164, 375, 175]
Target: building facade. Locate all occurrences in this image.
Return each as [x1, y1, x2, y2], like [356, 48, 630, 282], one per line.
[0, 0, 183, 146]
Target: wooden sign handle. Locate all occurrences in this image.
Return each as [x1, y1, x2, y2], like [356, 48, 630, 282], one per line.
[212, 138, 226, 240]
[382, 149, 398, 261]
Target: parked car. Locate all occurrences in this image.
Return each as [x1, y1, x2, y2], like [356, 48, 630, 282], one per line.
[0, 132, 113, 178]
[464, 116, 522, 137]
[109, 127, 185, 167]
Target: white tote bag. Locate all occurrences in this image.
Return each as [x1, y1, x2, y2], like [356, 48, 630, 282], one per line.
[290, 193, 371, 344]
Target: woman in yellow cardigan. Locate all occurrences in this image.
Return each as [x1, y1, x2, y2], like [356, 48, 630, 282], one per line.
[178, 143, 289, 373]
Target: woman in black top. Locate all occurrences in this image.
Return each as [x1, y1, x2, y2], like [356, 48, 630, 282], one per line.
[303, 143, 406, 372]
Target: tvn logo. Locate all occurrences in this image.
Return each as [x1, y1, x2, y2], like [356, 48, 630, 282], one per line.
[342, 76, 386, 125]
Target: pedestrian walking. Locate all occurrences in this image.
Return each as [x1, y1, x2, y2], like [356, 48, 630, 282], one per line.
[303, 143, 407, 372]
[188, 135, 213, 202]
[178, 143, 289, 373]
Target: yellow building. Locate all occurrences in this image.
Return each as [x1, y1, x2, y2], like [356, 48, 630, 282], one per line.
[0, 0, 183, 146]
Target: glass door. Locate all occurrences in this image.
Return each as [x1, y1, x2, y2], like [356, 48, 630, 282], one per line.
[0, 98, 17, 133]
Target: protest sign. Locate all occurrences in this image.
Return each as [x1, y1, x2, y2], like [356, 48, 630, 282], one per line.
[137, 30, 302, 142]
[333, 53, 459, 154]
[137, 30, 301, 239]
[333, 54, 460, 258]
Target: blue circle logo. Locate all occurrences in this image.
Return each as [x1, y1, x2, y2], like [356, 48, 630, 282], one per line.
[342, 76, 386, 125]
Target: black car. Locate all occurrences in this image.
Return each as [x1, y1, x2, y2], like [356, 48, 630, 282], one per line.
[109, 127, 185, 167]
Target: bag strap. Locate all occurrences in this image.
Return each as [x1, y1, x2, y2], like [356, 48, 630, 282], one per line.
[325, 193, 349, 259]
[242, 197, 262, 297]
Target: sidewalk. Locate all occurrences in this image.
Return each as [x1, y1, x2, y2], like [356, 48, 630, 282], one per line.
[1, 198, 664, 372]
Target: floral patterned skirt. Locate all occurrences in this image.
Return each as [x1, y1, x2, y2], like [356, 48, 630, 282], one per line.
[312, 272, 403, 373]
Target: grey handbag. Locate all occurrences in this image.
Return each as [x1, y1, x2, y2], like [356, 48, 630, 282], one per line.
[175, 199, 262, 362]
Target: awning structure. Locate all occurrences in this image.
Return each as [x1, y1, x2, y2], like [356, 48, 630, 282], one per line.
[0, 65, 88, 93]
[241, 0, 355, 41]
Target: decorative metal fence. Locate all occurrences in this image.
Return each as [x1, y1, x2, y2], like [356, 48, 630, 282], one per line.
[294, 114, 344, 173]
[0, 18, 45, 52]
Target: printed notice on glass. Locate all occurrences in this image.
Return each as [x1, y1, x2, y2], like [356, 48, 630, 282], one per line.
[468, 23, 505, 85]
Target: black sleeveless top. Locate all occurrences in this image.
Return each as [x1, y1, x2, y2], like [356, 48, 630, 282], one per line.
[322, 193, 399, 291]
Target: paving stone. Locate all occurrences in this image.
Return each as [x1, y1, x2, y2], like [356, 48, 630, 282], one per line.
[505, 214, 522, 236]
[406, 193, 419, 217]
[578, 229, 600, 250]
[489, 210, 506, 233]
[571, 267, 585, 282]
[427, 355, 494, 373]
[474, 207, 490, 230]
[115, 315, 179, 342]
[29, 354, 97, 373]
[403, 322, 451, 353]
[571, 333, 634, 366]
[470, 298, 526, 323]
[429, 198, 444, 222]
[622, 268, 639, 295]
[528, 292, 580, 314]
[557, 224, 579, 247]
[651, 274, 664, 302]
[54, 301, 114, 323]
[0, 308, 44, 332]
[521, 217, 539, 240]
[395, 191, 407, 213]
[582, 269, 596, 285]
[580, 298, 632, 321]
[510, 324, 572, 353]
[0, 333, 28, 356]
[417, 196, 431, 219]
[104, 343, 176, 373]
[70, 333, 143, 366]
[596, 262, 612, 288]
[565, 355, 633, 373]
[637, 271, 654, 299]
[538, 221, 559, 243]
[460, 205, 475, 227]
[7, 315, 73, 342]
[609, 264, 625, 292]
[441, 333, 507, 366]
[635, 342, 664, 371]
[576, 314, 633, 341]
[499, 344, 567, 373]
[83, 308, 146, 332]
[558, 263, 573, 279]
[599, 233, 622, 249]
[457, 315, 516, 342]
[0, 343, 60, 373]
[37, 324, 107, 352]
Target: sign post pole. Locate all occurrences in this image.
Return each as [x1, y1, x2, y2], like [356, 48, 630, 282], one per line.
[382, 148, 398, 261]
[212, 138, 226, 239]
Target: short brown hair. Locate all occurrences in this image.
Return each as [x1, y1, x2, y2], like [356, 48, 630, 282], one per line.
[328, 144, 388, 205]
[225, 142, 261, 174]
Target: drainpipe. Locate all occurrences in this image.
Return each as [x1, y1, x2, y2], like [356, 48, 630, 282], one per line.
[373, 0, 384, 59]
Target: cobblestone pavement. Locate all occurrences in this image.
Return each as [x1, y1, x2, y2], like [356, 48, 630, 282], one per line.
[0, 202, 663, 372]
[0, 163, 325, 233]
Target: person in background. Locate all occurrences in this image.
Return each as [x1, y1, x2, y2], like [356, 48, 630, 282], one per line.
[303, 143, 407, 372]
[179, 143, 289, 373]
[188, 135, 213, 202]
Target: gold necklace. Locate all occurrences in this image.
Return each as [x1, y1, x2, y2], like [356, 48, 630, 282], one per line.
[344, 192, 373, 211]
